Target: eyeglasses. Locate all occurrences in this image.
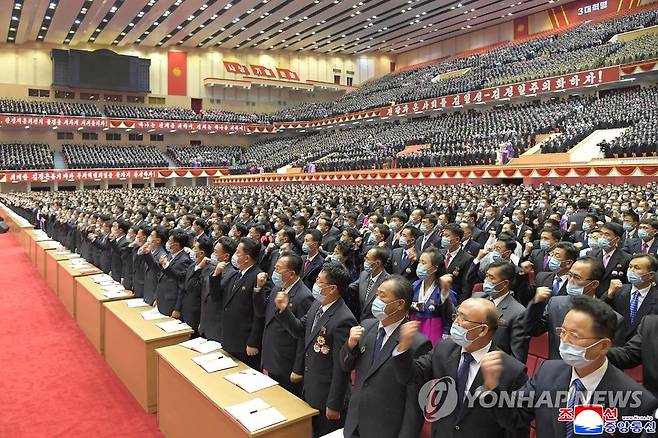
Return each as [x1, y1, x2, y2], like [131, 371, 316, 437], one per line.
[452, 312, 487, 325]
[555, 327, 601, 344]
[565, 272, 591, 282]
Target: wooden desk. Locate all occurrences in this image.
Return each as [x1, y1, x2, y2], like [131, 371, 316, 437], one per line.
[35, 240, 61, 277]
[57, 259, 102, 316]
[156, 346, 316, 438]
[45, 250, 80, 295]
[75, 276, 134, 355]
[103, 300, 192, 413]
[24, 229, 51, 263]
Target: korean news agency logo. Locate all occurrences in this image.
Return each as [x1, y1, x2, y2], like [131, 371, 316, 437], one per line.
[418, 377, 458, 422]
[558, 405, 657, 435]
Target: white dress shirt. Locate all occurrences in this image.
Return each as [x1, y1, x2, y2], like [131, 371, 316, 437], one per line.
[569, 359, 608, 403]
[460, 341, 493, 397]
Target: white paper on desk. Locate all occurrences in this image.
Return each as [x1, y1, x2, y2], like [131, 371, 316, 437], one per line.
[89, 274, 107, 281]
[179, 337, 208, 349]
[224, 370, 279, 393]
[140, 308, 168, 321]
[98, 279, 116, 286]
[193, 340, 222, 354]
[126, 298, 149, 308]
[156, 320, 191, 333]
[101, 285, 124, 293]
[225, 398, 286, 433]
[102, 289, 129, 299]
[319, 429, 344, 438]
[192, 353, 238, 373]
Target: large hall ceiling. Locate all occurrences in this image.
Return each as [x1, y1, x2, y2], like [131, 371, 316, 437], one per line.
[2, 0, 565, 54]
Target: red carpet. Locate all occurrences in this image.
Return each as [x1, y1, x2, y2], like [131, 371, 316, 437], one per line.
[0, 233, 162, 438]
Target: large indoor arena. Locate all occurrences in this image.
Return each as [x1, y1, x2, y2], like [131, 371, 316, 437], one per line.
[1, 0, 658, 437]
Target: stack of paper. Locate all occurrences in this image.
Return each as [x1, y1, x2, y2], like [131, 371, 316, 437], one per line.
[224, 370, 279, 393]
[126, 298, 149, 308]
[179, 337, 223, 353]
[225, 398, 286, 432]
[156, 320, 191, 333]
[140, 308, 168, 321]
[101, 288, 129, 299]
[192, 352, 238, 373]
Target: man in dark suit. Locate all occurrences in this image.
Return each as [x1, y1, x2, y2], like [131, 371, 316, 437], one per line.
[318, 217, 338, 254]
[530, 241, 578, 298]
[522, 228, 561, 274]
[387, 225, 421, 283]
[525, 256, 626, 359]
[477, 206, 501, 244]
[393, 297, 529, 438]
[604, 254, 658, 343]
[199, 236, 235, 342]
[608, 314, 658, 396]
[590, 222, 632, 297]
[261, 253, 314, 396]
[347, 246, 390, 321]
[121, 226, 137, 291]
[178, 236, 214, 336]
[259, 226, 298, 276]
[130, 225, 150, 298]
[568, 198, 592, 231]
[482, 296, 658, 438]
[153, 229, 193, 318]
[300, 229, 325, 290]
[340, 275, 432, 438]
[459, 222, 483, 257]
[274, 262, 357, 437]
[141, 226, 168, 305]
[625, 219, 658, 255]
[571, 214, 598, 247]
[109, 221, 130, 283]
[440, 223, 474, 299]
[209, 237, 265, 370]
[511, 209, 533, 244]
[415, 214, 442, 253]
[91, 220, 112, 274]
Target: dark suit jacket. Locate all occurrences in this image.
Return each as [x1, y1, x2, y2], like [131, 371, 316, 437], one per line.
[442, 248, 474, 299]
[525, 248, 550, 274]
[347, 270, 390, 321]
[340, 318, 432, 438]
[131, 246, 146, 298]
[590, 248, 632, 298]
[92, 234, 112, 274]
[142, 247, 166, 305]
[624, 238, 658, 256]
[525, 295, 626, 359]
[277, 297, 357, 411]
[472, 291, 529, 362]
[109, 235, 130, 282]
[262, 280, 314, 377]
[154, 251, 193, 317]
[209, 264, 266, 354]
[608, 314, 658, 396]
[393, 340, 528, 438]
[387, 247, 419, 283]
[121, 242, 136, 291]
[199, 263, 235, 342]
[493, 360, 658, 438]
[605, 284, 658, 343]
[300, 253, 324, 290]
[533, 271, 568, 297]
[415, 229, 441, 253]
[180, 262, 214, 332]
[461, 238, 482, 258]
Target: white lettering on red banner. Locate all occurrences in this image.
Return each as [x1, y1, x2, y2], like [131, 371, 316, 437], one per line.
[223, 61, 250, 75]
[3, 168, 226, 183]
[578, 1, 608, 16]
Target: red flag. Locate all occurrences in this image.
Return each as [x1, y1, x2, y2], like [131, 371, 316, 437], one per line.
[168, 51, 187, 96]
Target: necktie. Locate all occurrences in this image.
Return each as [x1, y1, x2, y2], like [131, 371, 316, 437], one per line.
[642, 242, 649, 254]
[445, 252, 452, 269]
[565, 379, 586, 438]
[372, 327, 386, 363]
[401, 249, 408, 264]
[552, 276, 563, 296]
[603, 253, 611, 268]
[457, 352, 475, 405]
[630, 290, 641, 324]
[303, 258, 310, 273]
[311, 306, 324, 332]
[543, 254, 550, 269]
[365, 277, 376, 303]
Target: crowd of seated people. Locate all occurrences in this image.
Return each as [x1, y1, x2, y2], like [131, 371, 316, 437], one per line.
[541, 86, 658, 153]
[104, 104, 271, 125]
[61, 144, 168, 169]
[605, 32, 658, 66]
[166, 144, 243, 167]
[0, 99, 102, 117]
[3, 180, 658, 438]
[0, 143, 53, 170]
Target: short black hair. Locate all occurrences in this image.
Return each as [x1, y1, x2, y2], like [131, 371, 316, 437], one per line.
[444, 223, 464, 240]
[306, 228, 323, 244]
[239, 237, 261, 261]
[193, 218, 207, 231]
[384, 275, 414, 311]
[554, 241, 578, 262]
[320, 261, 351, 297]
[497, 236, 517, 253]
[280, 253, 303, 275]
[170, 229, 189, 248]
[116, 220, 129, 234]
[577, 199, 590, 210]
[233, 223, 248, 237]
[153, 225, 168, 245]
[216, 236, 236, 257]
[630, 254, 658, 273]
[197, 235, 213, 257]
[601, 222, 624, 238]
[487, 260, 516, 283]
[576, 256, 605, 281]
[373, 223, 390, 240]
[368, 246, 388, 265]
[568, 295, 617, 339]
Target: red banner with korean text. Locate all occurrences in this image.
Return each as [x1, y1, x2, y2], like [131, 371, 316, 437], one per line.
[224, 61, 250, 75]
[276, 68, 300, 81]
[250, 65, 276, 79]
[548, 0, 642, 29]
[1, 168, 230, 184]
[0, 115, 110, 129]
[378, 66, 620, 118]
